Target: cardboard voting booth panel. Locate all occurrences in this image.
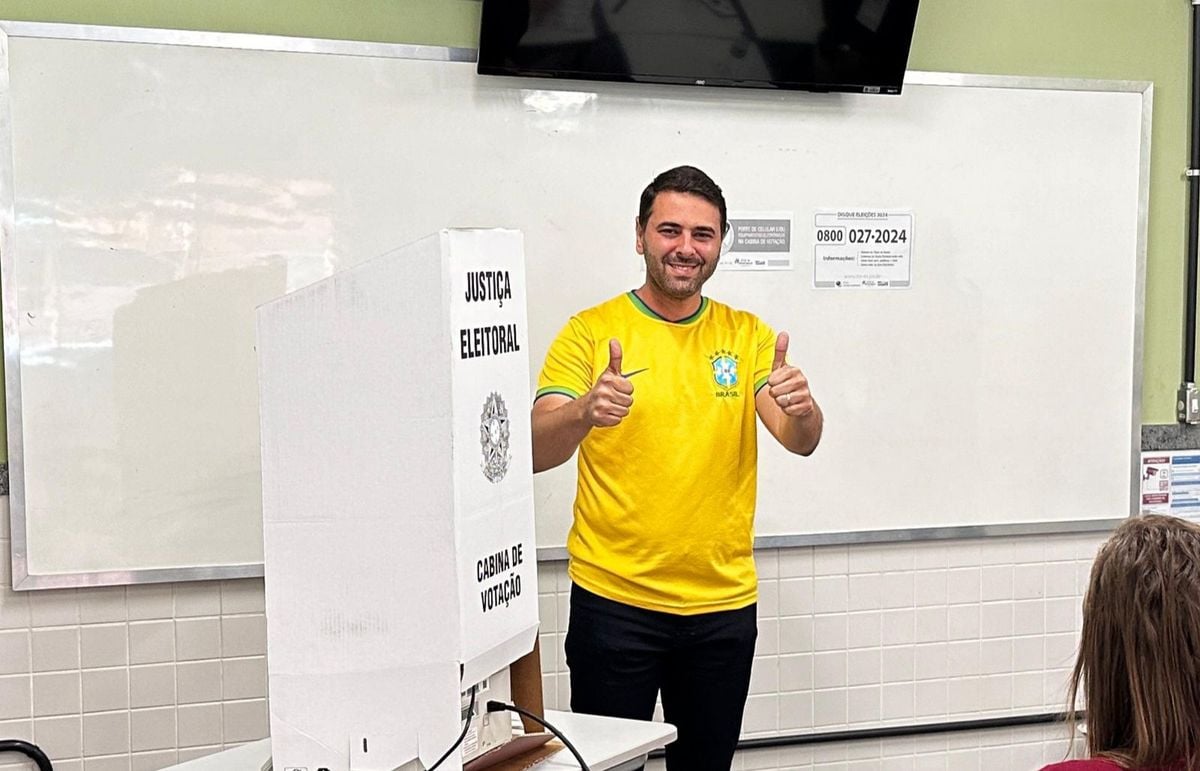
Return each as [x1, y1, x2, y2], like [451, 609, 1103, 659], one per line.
[256, 229, 539, 771]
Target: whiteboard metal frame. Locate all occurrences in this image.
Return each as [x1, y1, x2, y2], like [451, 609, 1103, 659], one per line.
[0, 22, 1150, 588]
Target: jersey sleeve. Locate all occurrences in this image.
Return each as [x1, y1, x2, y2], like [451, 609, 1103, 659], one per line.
[752, 315, 777, 394]
[535, 315, 597, 401]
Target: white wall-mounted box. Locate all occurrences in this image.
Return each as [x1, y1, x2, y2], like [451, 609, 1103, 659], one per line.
[256, 229, 538, 771]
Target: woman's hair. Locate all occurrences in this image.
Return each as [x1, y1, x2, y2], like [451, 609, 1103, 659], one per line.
[1068, 514, 1200, 769]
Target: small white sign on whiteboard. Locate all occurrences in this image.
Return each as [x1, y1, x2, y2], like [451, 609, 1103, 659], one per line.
[721, 210, 793, 271]
[814, 210, 913, 288]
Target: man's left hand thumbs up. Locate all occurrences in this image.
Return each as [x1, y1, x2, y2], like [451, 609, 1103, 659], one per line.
[767, 331, 814, 417]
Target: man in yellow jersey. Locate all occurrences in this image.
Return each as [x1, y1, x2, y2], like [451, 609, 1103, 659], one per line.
[531, 166, 823, 770]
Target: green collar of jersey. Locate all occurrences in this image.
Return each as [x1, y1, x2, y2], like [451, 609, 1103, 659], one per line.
[627, 291, 708, 325]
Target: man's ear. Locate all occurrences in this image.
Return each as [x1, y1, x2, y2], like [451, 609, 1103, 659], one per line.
[634, 216, 645, 254]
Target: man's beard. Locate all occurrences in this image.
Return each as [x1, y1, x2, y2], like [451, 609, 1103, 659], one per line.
[646, 254, 714, 299]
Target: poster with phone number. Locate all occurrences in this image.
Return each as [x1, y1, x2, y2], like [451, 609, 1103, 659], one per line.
[814, 210, 913, 288]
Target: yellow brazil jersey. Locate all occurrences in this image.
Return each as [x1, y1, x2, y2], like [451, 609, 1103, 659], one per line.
[536, 291, 776, 614]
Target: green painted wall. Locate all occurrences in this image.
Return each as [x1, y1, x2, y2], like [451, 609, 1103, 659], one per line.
[0, 1, 1189, 464]
[0, 0, 484, 48]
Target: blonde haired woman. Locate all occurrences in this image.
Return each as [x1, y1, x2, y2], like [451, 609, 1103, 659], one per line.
[1041, 514, 1200, 771]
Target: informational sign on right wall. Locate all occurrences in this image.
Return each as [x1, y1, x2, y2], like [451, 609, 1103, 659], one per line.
[813, 209, 913, 288]
[1141, 451, 1200, 516]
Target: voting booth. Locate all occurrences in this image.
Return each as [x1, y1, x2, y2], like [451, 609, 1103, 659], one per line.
[255, 229, 539, 771]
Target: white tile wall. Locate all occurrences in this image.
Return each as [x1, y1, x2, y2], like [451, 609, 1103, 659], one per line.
[537, 532, 1105, 770]
[2, 491, 1102, 771]
[0, 501, 269, 771]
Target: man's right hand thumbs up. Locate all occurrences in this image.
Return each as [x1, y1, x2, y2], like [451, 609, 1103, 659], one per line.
[584, 338, 634, 427]
[607, 339, 624, 377]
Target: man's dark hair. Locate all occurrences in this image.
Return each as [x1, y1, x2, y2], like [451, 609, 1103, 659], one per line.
[638, 166, 729, 235]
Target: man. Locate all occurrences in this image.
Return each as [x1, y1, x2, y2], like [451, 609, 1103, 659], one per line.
[531, 166, 822, 770]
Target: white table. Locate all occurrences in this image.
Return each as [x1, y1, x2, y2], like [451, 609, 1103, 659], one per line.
[533, 710, 675, 770]
[168, 710, 676, 771]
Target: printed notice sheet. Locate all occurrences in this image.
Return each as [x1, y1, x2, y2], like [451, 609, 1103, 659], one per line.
[814, 209, 913, 288]
[722, 211, 793, 271]
[1140, 451, 1200, 517]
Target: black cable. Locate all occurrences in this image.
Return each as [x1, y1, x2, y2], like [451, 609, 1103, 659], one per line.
[0, 740, 53, 771]
[429, 685, 477, 771]
[486, 701, 592, 771]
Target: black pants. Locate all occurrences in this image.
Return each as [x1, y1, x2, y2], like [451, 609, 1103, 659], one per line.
[564, 584, 757, 771]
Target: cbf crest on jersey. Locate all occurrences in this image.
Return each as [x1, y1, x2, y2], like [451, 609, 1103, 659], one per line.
[708, 349, 741, 398]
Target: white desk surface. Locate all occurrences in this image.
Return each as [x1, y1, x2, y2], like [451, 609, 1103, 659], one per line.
[535, 710, 675, 769]
[168, 710, 676, 771]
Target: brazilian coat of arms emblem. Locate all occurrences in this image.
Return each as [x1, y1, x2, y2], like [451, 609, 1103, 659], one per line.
[479, 391, 511, 483]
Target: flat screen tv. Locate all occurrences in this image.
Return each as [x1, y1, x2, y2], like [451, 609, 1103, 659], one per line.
[477, 0, 921, 95]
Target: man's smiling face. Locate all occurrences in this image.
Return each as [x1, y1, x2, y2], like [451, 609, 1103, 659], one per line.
[636, 190, 723, 303]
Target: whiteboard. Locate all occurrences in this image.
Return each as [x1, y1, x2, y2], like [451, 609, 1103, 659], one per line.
[0, 25, 1147, 588]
